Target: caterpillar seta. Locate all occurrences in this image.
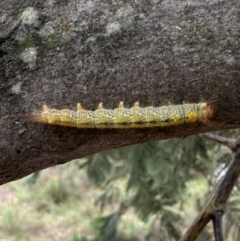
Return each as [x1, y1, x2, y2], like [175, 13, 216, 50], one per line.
[22, 101, 214, 128]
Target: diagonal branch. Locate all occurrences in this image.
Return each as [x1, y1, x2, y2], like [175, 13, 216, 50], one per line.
[199, 133, 236, 150]
[180, 136, 240, 241]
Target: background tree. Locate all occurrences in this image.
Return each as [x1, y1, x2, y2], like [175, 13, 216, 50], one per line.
[82, 130, 240, 241]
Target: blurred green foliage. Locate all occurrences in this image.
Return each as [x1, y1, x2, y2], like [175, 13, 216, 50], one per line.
[81, 129, 240, 241]
[2, 129, 240, 241]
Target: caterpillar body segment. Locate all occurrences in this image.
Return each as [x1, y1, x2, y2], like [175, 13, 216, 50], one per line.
[22, 101, 213, 128]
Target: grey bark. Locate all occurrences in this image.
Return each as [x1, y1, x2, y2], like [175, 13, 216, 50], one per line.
[0, 0, 239, 185]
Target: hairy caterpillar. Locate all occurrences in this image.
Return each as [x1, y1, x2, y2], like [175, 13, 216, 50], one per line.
[22, 101, 213, 128]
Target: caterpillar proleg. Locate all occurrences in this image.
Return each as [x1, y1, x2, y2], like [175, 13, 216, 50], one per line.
[22, 102, 213, 128]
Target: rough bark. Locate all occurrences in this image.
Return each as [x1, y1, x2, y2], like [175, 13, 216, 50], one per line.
[0, 0, 239, 184]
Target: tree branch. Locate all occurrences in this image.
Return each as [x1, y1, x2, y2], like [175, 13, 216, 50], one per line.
[212, 212, 224, 241]
[180, 137, 240, 241]
[1, 0, 240, 184]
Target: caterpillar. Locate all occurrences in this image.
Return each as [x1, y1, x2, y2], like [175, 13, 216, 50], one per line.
[22, 101, 213, 128]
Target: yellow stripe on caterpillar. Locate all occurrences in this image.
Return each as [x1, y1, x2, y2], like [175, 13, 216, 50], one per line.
[22, 101, 213, 128]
